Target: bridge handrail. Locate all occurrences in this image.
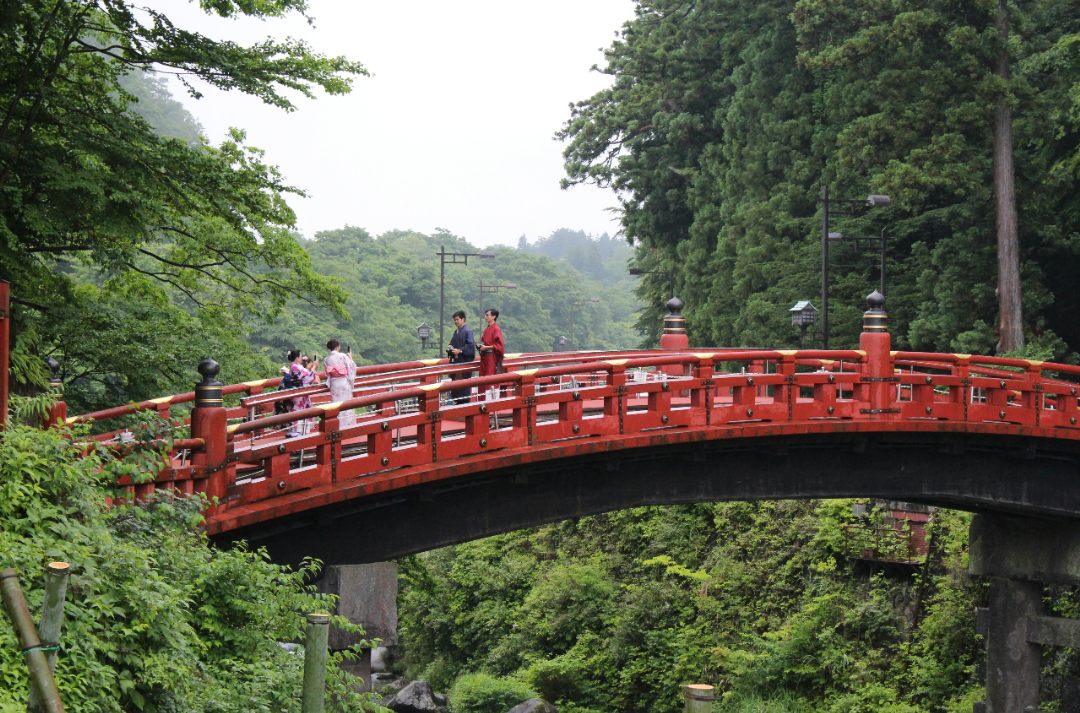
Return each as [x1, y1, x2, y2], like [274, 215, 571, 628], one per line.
[223, 349, 866, 439]
[64, 346, 1080, 455]
[66, 349, 747, 436]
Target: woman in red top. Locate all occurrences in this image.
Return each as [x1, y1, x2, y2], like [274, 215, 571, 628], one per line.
[477, 308, 505, 378]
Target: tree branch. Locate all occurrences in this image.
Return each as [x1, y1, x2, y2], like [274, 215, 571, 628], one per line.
[137, 247, 226, 271]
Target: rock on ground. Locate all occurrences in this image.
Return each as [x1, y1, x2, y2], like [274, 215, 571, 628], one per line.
[384, 680, 446, 713]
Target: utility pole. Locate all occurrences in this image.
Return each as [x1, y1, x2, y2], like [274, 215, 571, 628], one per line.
[437, 247, 494, 350]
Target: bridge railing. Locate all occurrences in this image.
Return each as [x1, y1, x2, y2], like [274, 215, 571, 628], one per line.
[64, 350, 689, 444]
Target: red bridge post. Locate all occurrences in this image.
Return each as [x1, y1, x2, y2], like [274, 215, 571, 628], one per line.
[858, 291, 896, 418]
[190, 358, 230, 509]
[660, 297, 689, 380]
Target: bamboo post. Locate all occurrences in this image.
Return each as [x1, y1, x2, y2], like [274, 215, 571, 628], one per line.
[302, 612, 330, 713]
[28, 562, 70, 713]
[684, 683, 715, 713]
[1, 280, 9, 430]
[0, 570, 65, 713]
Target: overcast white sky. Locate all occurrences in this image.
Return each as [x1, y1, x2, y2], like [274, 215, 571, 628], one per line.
[154, 1, 634, 247]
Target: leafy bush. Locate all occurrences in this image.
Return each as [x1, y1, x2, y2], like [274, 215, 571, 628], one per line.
[449, 672, 536, 713]
[522, 649, 603, 707]
[0, 424, 384, 712]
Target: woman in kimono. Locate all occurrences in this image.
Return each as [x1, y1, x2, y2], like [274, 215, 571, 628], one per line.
[285, 350, 319, 436]
[323, 339, 358, 428]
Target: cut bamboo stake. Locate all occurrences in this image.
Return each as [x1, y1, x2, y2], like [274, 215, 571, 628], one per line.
[302, 612, 330, 713]
[0, 569, 65, 713]
[28, 562, 70, 713]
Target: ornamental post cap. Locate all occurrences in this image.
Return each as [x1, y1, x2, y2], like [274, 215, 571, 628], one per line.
[665, 296, 684, 315]
[862, 290, 888, 333]
[197, 357, 221, 384]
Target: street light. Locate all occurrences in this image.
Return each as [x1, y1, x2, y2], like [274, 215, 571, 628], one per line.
[821, 187, 891, 349]
[438, 246, 495, 351]
[789, 300, 818, 349]
[416, 322, 432, 351]
[478, 279, 518, 318]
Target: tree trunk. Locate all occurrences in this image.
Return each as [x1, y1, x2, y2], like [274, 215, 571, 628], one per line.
[993, 0, 1023, 353]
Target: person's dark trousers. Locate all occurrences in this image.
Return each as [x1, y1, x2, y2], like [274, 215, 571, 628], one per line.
[449, 369, 472, 404]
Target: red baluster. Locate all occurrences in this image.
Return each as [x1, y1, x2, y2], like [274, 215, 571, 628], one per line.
[190, 358, 231, 511]
[858, 291, 896, 419]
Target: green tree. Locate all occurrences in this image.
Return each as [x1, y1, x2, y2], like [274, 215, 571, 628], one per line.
[0, 0, 365, 401]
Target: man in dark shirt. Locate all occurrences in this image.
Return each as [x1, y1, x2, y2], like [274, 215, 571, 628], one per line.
[447, 310, 475, 404]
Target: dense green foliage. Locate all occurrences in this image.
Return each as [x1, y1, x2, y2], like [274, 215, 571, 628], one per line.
[0, 420, 384, 712]
[399, 503, 985, 713]
[561, 0, 1080, 356]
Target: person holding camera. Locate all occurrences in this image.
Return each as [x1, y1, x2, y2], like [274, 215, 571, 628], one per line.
[284, 350, 320, 437]
[447, 310, 476, 404]
[323, 339, 358, 428]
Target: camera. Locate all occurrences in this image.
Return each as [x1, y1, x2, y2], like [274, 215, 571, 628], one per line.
[446, 346, 455, 358]
[342, 344, 350, 353]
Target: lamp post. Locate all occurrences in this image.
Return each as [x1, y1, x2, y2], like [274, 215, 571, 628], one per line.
[478, 279, 517, 319]
[821, 187, 890, 348]
[438, 246, 494, 351]
[789, 300, 818, 349]
[416, 322, 432, 352]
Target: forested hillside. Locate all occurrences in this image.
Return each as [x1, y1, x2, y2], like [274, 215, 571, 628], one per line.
[248, 227, 643, 371]
[517, 229, 635, 285]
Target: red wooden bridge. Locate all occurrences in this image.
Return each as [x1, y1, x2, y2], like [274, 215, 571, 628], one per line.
[40, 293, 1080, 564]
